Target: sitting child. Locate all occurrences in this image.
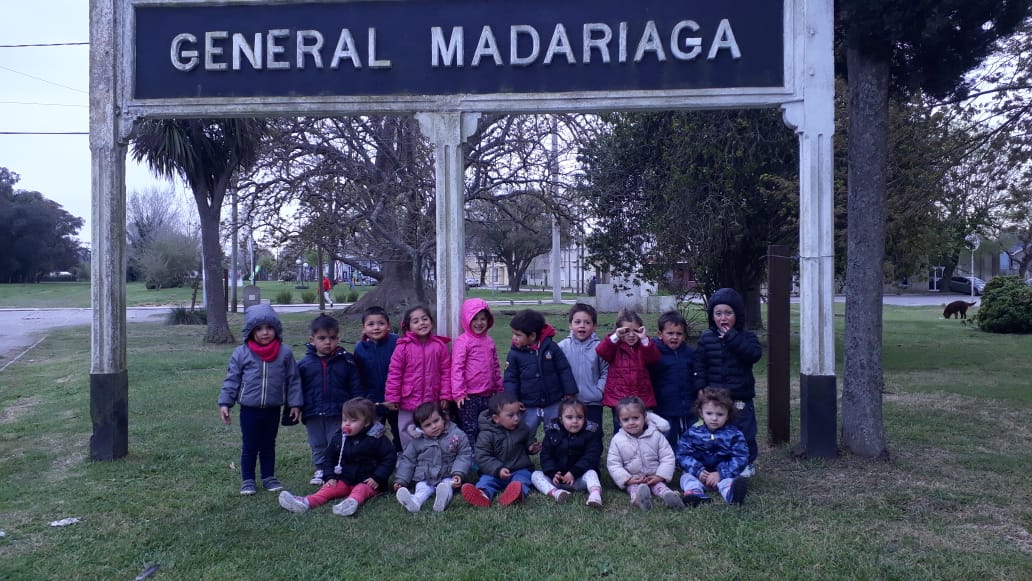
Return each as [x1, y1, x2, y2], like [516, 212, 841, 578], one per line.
[278, 397, 397, 517]
[676, 388, 749, 506]
[461, 392, 541, 508]
[531, 399, 604, 508]
[393, 402, 473, 513]
[606, 396, 682, 511]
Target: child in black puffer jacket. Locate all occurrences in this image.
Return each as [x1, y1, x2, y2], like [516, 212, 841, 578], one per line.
[531, 400, 604, 508]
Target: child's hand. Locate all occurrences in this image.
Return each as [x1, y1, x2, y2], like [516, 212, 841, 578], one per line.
[528, 441, 542, 454]
[634, 326, 648, 340]
[701, 470, 720, 488]
[455, 396, 467, 408]
[560, 472, 575, 486]
[289, 407, 301, 423]
[382, 402, 400, 411]
[219, 406, 231, 425]
[518, 402, 526, 412]
[643, 474, 664, 486]
[499, 467, 512, 479]
[625, 475, 645, 486]
[325, 479, 337, 487]
[393, 482, 404, 491]
[451, 475, 462, 488]
[364, 478, 378, 490]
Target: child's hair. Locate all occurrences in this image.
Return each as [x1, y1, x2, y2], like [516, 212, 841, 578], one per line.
[510, 309, 546, 337]
[487, 391, 519, 414]
[400, 305, 433, 333]
[615, 396, 647, 418]
[657, 310, 687, 333]
[568, 303, 598, 324]
[692, 388, 736, 421]
[310, 314, 339, 334]
[413, 401, 444, 427]
[615, 308, 644, 328]
[362, 306, 390, 325]
[558, 398, 587, 418]
[341, 397, 378, 425]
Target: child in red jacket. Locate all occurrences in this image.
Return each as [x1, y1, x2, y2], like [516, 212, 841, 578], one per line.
[597, 308, 661, 433]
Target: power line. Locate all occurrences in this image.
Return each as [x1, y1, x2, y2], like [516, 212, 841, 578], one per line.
[0, 42, 88, 48]
[0, 100, 87, 108]
[0, 131, 88, 135]
[0, 64, 87, 94]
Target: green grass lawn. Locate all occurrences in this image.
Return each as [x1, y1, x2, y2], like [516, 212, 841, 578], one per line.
[0, 305, 1029, 579]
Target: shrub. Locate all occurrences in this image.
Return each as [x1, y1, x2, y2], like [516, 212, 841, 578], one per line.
[346, 289, 360, 302]
[274, 289, 293, 305]
[334, 290, 350, 303]
[974, 276, 1032, 334]
[166, 307, 207, 325]
[301, 291, 317, 304]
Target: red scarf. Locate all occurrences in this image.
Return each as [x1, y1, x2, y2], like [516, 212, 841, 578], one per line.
[247, 339, 281, 362]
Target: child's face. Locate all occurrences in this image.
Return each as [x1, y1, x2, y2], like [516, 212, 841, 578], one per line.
[510, 329, 537, 348]
[492, 402, 523, 431]
[700, 401, 729, 431]
[616, 321, 642, 346]
[569, 311, 596, 341]
[659, 322, 686, 350]
[618, 406, 645, 436]
[310, 328, 340, 357]
[251, 323, 276, 346]
[470, 311, 490, 335]
[407, 309, 433, 338]
[363, 315, 390, 341]
[712, 305, 736, 333]
[341, 414, 370, 436]
[420, 411, 446, 439]
[560, 406, 585, 434]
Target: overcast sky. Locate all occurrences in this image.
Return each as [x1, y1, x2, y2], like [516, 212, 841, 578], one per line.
[1, 1, 171, 244]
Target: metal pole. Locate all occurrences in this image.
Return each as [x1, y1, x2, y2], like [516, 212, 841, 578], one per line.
[550, 121, 562, 304]
[230, 184, 238, 313]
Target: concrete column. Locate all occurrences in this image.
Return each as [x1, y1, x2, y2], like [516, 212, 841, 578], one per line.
[781, 0, 837, 458]
[89, 0, 129, 460]
[415, 112, 480, 337]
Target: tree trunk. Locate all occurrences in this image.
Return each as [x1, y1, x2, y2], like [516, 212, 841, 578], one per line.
[347, 259, 427, 320]
[744, 288, 763, 330]
[197, 198, 234, 344]
[842, 47, 889, 459]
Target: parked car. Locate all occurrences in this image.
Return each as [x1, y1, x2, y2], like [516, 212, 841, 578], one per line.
[465, 277, 480, 288]
[948, 275, 986, 295]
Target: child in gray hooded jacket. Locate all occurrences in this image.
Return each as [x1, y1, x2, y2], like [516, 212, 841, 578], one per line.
[218, 304, 303, 496]
[393, 401, 473, 513]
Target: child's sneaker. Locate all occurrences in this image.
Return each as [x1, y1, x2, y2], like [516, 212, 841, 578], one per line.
[461, 483, 491, 508]
[682, 491, 712, 508]
[586, 490, 603, 509]
[727, 478, 748, 505]
[740, 464, 757, 478]
[661, 490, 684, 510]
[309, 470, 325, 486]
[498, 481, 524, 506]
[278, 491, 310, 513]
[332, 497, 360, 516]
[631, 485, 652, 511]
[551, 489, 570, 503]
[240, 479, 257, 496]
[396, 487, 421, 513]
[262, 477, 283, 492]
[432, 481, 453, 512]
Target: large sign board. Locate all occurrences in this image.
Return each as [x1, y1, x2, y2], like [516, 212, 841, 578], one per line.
[124, 0, 794, 116]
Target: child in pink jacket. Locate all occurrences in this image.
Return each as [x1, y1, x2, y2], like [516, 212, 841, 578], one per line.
[451, 298, 503, 449]
[385, 305, 451, 450]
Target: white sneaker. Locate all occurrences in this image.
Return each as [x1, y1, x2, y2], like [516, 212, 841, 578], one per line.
[740, 464, 757, 478]
[278, 491, 310, 513]
[552, 489, 570, 503]
[309, 470, 325, 486]
[396, 487, 420, 513]
[432, 481, 453, 512]
[586, 490, 603, 509]
[332, 498, 359, 517]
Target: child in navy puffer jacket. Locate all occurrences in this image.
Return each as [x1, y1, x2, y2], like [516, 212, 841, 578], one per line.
[649, 310, 697, 449]
[531, 400, 604, 507]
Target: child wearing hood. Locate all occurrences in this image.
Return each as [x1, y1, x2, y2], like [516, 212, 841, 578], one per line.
[451, 298, 504, 449]
[693, 288, 763, 477]
[503, 309, 578, 437]
[218, 304, 302, 496]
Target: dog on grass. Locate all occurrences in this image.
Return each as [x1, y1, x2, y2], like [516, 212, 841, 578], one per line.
[943, 300, 977, 319]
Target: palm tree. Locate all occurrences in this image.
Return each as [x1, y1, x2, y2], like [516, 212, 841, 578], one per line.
[131, 118, 267, 343]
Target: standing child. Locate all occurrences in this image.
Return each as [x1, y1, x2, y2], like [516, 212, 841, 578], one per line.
[461, 392, 542, 508]
[393, 401, 473, 513]
[278, 397, 397, 516]
[450, 298, 503, 449]
[297, 314, 364, 486]
[649, 310, 697, 449]
[693, 288, 762, 476]
[531, 399, 605, 508]
[597, 308, 662, 434]
[504, 309, 577, 437]
[384, 305, 451, 450]
[606, 397, 683, 511]
[354, 306, 401, 453]
[218, 304, 302, 496]
[557, 303, 609, 427]
[676, 388, 749, 506]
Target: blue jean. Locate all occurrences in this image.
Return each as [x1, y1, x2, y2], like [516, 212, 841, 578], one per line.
[475, 468, 533, 499]
[733, 400, 758, 464]
[239, 406, 280, 481]
[657, 413, 695, 450]
[522, 403, 560, 438]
